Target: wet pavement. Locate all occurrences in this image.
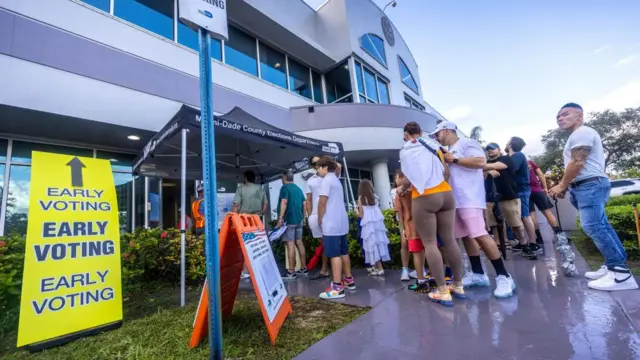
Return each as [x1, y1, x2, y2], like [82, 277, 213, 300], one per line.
[279, 225, 640, 360]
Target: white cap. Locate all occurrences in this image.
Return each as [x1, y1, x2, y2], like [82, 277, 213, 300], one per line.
[429, 121, 457, 135]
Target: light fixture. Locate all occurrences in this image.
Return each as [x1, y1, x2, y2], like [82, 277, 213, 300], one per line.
[274, 63, 281, 68]
[109, 158, 119, 162]
[383, 0, 398, 12]
[127, 135, 140, 141]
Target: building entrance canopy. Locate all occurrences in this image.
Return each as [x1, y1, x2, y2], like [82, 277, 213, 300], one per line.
[132, 105, 345, 183]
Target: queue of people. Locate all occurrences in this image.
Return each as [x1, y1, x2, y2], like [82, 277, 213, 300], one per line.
[196, 101, 637, 307]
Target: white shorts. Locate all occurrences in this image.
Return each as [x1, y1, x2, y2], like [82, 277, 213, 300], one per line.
[307, 214, 323, 239]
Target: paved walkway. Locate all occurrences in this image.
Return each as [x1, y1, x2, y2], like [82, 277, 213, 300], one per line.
[282, 226, 640, 360]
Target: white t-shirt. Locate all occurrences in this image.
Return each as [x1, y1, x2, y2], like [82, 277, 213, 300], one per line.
[563, 126, 606, 181]
[305, 174, 322, 215]
[318, 173, 349, 236]
[400, 137, 445, 194]
[448, 137, 486, 209]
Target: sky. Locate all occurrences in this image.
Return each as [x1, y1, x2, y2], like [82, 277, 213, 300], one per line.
[304, 0, 640, 156]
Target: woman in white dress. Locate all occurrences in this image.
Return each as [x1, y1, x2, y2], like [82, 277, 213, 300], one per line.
[358, 179, 391, 276]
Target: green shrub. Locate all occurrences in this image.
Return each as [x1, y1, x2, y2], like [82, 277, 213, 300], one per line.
[577, 204, 640, 261]
[0, 234, 25, 313]
[271, 209, 403, 269]
[607, 194, 640, 207]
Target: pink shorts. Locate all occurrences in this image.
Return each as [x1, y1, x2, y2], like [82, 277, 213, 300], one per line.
[454, 208, 489, 239]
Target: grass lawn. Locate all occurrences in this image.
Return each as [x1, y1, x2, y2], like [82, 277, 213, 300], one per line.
[570, 230, 640, 276]
[0, 285, 369, 360]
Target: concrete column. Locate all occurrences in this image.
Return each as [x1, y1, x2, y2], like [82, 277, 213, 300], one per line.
[371, 159, 392, 210]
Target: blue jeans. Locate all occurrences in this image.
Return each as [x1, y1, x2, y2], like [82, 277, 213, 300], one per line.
[569, 177, 627, 268]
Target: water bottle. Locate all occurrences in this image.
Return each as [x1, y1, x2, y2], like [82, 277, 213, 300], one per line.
[556, 231, 578, 277]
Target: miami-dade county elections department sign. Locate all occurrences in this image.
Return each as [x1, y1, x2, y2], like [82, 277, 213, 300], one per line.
[179, 0, 228, 40]
[17, 152, 123, 348]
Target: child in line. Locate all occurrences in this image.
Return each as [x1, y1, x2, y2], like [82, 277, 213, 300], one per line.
[358, 180, 391, 275]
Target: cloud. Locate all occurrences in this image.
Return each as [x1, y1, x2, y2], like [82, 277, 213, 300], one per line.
[615, 54, 639, 67]
[443, 105, 471, 121]
[593, 45, 610, 54]
[585, 80, 640, 112]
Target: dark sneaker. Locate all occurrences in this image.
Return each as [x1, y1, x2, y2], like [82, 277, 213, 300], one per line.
[512, 244, 525, 253]
[296, 267, 309, 277]
[529, 243, 543, 255]
[343, 276, 356, 290]
[282, 271, 297, 281]
[409, 280, 431, 293]
[522, 245, 538, 260]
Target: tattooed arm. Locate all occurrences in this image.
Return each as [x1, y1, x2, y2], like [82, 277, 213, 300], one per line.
[548, 146, 591, 198]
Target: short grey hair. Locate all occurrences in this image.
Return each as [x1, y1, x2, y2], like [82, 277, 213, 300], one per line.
[283, 170, 294, 182]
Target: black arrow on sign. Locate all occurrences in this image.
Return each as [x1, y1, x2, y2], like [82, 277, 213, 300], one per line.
[67, 157, 86, 187]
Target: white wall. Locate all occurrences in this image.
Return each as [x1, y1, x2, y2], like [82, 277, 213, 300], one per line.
[0, 54, 183, 132]
[1, 0, 314, 111]
[296, 127, 405, 152]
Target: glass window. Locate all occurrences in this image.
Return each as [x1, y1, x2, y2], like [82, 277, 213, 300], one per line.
[399, 57, 419, 94]
[348, 168, 360, 180]
[225, 26, 258, 76]
[4, 165, 30, 236]
[361, 170, 372, 180]
[288, 58, 312, 100]
[11, 141, 93, 164]
[97, 151, 135, 172]
[113, 173, 133, 233]
[378, 78, 390, 104]
[312, 71, 324, 103]
[404, 94, 425, 111]
[354, 62, 365, 94]
[177, 22, 222, 60]
[325, 61, 352, 103]
[363, 67, 379, 103]
[134, 176, 145, 228]
[148, 178, 161, 228]
[0, 164, 4, 228]
[114, 0, 174, 40]
[259, 42, 287, 89]
[79, 0, 110, 12]
[361, 34, 387, 67]
[0, 138, 7, 161]
[359, 95, 367, 103]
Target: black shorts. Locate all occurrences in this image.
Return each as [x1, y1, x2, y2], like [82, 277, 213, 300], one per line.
[529, 191, 554, 211]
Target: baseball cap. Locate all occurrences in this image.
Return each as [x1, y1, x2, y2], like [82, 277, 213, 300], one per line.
[485, 142, 500, 151]
[197, 184, 204, 192]
[428, 121, 457, 136]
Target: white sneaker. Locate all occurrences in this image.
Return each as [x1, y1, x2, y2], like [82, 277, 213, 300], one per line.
[409, 268, 427, 279]
[400, 268, 410, 281]
[585, 265, 608, 280]
[588, 267, 639, 291]
[371, 269, 385, 276]
[494, 275, 516, 299]
[240, 271, 251, 279]
[462, 272, 491, 288]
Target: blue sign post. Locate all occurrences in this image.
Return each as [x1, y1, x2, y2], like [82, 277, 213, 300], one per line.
[198, 28, 223, 360]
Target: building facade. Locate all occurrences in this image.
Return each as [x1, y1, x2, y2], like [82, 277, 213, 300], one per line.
[0, 0, 444, 236]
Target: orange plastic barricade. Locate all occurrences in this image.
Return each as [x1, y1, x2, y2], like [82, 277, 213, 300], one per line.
[189, 213, 292, 348]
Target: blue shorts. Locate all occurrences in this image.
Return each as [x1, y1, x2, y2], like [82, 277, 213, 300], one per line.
[517, 191, 531, 218]
[323, 235, 349, 258]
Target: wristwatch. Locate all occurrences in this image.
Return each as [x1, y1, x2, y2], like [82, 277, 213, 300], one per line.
[453, 158, 459, 164]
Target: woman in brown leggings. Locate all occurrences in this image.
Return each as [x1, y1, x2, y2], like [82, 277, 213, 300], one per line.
[399, 122, 465, 307]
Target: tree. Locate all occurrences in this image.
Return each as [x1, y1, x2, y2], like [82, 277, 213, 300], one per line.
[533, 107, 640, 174]
[469, 126, 484, 144]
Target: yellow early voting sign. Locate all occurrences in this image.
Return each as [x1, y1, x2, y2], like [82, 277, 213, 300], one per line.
[17, 152, 123, 348]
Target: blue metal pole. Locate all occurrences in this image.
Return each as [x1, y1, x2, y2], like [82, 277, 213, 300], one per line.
[198, 28, 223, 360]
